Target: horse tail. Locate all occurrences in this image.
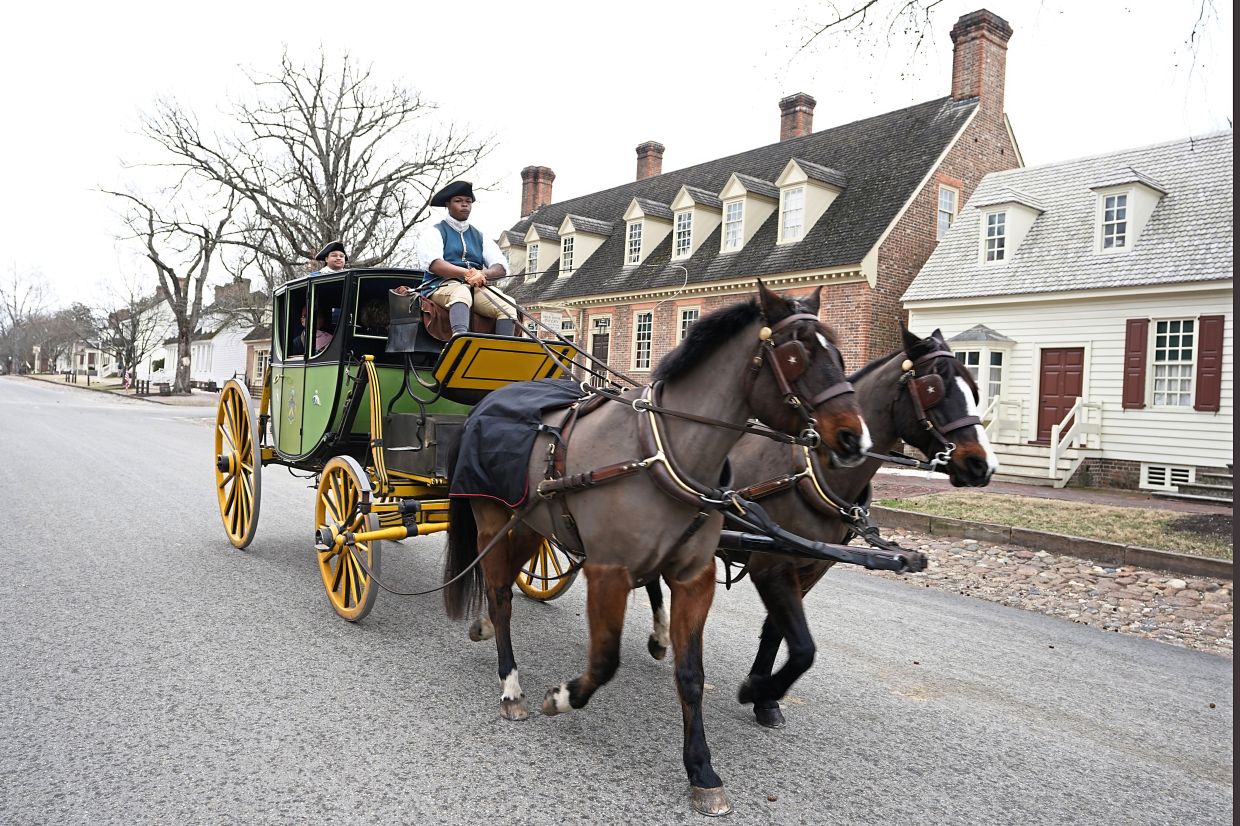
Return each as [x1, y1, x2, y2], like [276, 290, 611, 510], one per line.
[443, 495, 483, 620]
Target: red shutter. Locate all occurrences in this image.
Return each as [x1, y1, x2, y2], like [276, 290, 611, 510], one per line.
[1122, 318, 1148, 410]
[1194, 315, 1224, 412]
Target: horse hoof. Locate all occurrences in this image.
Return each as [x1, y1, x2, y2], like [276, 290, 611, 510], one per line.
[468, 618, 494, 642]
[689, 786, 733, 817]
[647, 636, 668, 661]
[755, 705, 786, 729]
[541, 685, 570, 717]
[737, 678, 755, 706]
[499, 697, 529, 721]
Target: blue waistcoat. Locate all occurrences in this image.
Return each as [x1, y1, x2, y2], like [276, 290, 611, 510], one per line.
[419, 221, 485, 296]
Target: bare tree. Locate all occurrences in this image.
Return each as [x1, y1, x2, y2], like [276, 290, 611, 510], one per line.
[26, 307, 84, 373]
[0, 265, 48, 374]
[97, 279, 171, 384]
[136, 50, 494, 283]
[106, 189, 235, 394]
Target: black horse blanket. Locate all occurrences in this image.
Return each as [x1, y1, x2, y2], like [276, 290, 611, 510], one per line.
[450, 378, 588, 508]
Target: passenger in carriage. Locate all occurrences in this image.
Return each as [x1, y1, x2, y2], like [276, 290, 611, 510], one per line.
[396, 181, 518, 337]
[311, 241, 348, 277]
[288, 303, 334, 357]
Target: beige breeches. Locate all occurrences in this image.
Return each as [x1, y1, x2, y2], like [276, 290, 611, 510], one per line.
[428, 280, 517, 320]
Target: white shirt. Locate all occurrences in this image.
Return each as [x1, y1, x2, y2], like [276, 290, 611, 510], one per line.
[415, 217, 510, 276]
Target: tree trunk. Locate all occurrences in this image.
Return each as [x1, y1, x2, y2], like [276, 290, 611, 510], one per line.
[174, 332, 192, 393]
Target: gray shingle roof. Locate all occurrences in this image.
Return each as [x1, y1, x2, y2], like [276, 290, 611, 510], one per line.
[949, 324, 1014, 343]
[526, 223, 560, 242]
[1088, 167, 1168, 194]
[632, 197, 674, 220]
[500, 96, 979, 303]
[679, 186, 723, 209]
[905, 131, 1233, 302]
[972, 187, 1047, 211]
[731, 173, 780, 200]
[792, 159, 848, 188]
[564, 215, 615, 236]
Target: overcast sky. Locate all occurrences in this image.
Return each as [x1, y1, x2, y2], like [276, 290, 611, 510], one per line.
[5, 0, 1232, 308]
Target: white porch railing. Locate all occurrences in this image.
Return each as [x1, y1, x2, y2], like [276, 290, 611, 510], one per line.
[985, 398, 1024, 444]
[1048, 399, 1102, 477]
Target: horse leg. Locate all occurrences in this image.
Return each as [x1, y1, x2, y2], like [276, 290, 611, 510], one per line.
[645, 581, 670, 660]
[667, 564, 731, 817]
[737, 564, 815, 729]
[541, 563, 630, 715]
[476, 515, 536, 721]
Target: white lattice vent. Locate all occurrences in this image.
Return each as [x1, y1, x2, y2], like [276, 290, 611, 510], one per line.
[1142, 464, 1193, 490]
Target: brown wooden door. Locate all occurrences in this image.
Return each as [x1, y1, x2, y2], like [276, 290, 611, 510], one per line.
[1037, 347, 1084, 441]
[590, 333, 610, 386]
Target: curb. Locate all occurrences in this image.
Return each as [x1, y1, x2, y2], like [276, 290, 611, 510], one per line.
[20, 375, 213, 407]
[870, 505, 1233, 581]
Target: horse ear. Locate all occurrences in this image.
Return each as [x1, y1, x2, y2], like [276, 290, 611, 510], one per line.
[900, 323, 921, 352]
[803, 286, 822, 314]
[756, 279, 789, 321]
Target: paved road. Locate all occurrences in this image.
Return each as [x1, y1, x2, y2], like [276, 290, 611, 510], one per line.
[0, 376, 1232, 825]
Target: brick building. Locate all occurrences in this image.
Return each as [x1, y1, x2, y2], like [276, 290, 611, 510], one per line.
[496, 9, 1022, 379]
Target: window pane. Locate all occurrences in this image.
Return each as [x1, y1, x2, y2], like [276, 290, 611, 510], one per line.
[674, 212, 692, 257]
[634, 312, 653, 369]
[724, 202, 743, 250]
[627, 221, 643, 265]
[781, 187, 804, 241]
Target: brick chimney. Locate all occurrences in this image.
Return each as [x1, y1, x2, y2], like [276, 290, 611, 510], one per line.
[520, 165, 556, 217]
[635, 141, 665, 180]
[778, 93, 816, 141]
[950, 10, 1013, 115]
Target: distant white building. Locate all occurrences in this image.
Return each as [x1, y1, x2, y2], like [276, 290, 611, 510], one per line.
[904, 131, 1232, 500]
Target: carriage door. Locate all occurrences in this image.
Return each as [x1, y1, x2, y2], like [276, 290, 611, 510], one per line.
[589, 316, 611, 387]
[274, 287, 308, 457]
[1036, 348, 1083, 442]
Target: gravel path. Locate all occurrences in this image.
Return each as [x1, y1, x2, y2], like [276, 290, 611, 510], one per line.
[862, 529, 1233, 658]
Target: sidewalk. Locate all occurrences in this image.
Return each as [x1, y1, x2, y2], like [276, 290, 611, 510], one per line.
[20, 373, 219, 406]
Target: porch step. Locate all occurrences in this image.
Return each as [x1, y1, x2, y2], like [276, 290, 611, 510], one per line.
[1150, 491, 1233, 507]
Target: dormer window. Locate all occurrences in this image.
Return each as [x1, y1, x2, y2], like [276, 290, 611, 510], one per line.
[937, 185, 959, 240]
[527, 243, 540, 275]
[780, 187, 805, 242]
[984, 212, 1006, 262]
[674, 212, 692, 258]
[1102, 193, 1128, 249]
[561, 236, 575, 272]
[723, 201, 744, 251]
[626, 221, 643, 265]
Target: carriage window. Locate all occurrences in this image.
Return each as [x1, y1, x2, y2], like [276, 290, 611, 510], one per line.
[984, 211, 1006, 262]
[633, 311, 653, 369]
[937, 185, 959, 240]
[673, 211, 692, 258]
[1152, 319, 1194, 407]
[353, 277, 398, 339]
[277, 286, 308, 359]
[306, 280, 344, 358]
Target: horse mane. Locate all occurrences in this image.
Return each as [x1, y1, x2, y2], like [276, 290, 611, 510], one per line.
[653, 299, 761, 381]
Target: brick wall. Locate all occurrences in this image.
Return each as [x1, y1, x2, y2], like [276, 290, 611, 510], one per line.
[1072, 458, 1142, 490]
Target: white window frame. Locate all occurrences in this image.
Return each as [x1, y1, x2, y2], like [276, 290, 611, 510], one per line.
[953, 348, 1004, 410]
[723, 201, 744, 252]
[1101, 192, 1129, 251]
[937, 185, 959, 240]
[526, 242, 540, 275]
[678, 307, 700, 341]
[255, 348, 270, 379]
[561, 236, 575, 273]
[673, 211, 692, 259]
[633, 311, 653, 370]
[779, 186, 805, 243]
[983, 211, 1007, 262]
[626, 221, 643, 265]
[1150, 318, 1195, 408]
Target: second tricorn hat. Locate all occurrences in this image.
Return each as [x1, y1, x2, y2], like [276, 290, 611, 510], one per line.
[430, 181, 475, 207]
[315, 241, 347, 261]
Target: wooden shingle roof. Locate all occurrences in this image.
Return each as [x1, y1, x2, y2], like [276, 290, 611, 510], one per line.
[499, 96, 979, 303]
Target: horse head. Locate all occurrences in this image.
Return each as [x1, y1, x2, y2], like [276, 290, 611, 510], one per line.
[749, 281, 870, 468]
[895, 325, 998, 487]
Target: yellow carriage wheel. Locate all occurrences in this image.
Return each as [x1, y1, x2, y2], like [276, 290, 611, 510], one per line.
[516, 538, 580, 601]
[315, 456, 381, 622]
[214, 379, 261, 549]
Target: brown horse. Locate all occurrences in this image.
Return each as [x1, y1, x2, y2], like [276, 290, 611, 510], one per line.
[644, 325, 998, 728]
[443, 282, 871, 816]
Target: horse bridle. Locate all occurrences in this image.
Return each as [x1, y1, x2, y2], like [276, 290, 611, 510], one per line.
[744, 311, 855, 447]
[897, 348, 982, 471]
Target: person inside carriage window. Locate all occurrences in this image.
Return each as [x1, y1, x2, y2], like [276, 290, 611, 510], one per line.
[289, 303, 333, 357]
[311, 241, 348, 277]
[396, 181, 518, 337]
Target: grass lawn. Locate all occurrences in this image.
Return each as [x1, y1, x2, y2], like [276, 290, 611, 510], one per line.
[876, 491, 1232, 560]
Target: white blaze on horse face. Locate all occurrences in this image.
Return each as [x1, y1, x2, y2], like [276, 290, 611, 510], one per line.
[955, 376, 999, 473]
[651, 606, 670, 650]
[548, 683, 572, 714]
[500, 670, 523, 702]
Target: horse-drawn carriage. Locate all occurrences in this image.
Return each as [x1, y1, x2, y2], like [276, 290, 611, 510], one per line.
[212, 269, 996, 816]
[212, 267, 581, 621]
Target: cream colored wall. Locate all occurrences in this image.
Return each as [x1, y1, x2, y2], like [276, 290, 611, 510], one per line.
[906, 286, 1233, 468]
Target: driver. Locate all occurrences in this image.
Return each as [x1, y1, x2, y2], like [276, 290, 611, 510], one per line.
[401, 181, 517, 337]
[312, 241, 348, 276]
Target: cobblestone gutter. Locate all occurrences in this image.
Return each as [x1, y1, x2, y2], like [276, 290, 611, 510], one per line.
[864, 529, 1233, 659]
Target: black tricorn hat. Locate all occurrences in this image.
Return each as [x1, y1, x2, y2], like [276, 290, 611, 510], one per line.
[430, 181, 475, 207]
[315, 241, 347, 261]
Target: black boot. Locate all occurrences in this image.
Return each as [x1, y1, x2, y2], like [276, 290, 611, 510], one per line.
[494, 318, 516, 337]
[448, 302, 471, 336]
